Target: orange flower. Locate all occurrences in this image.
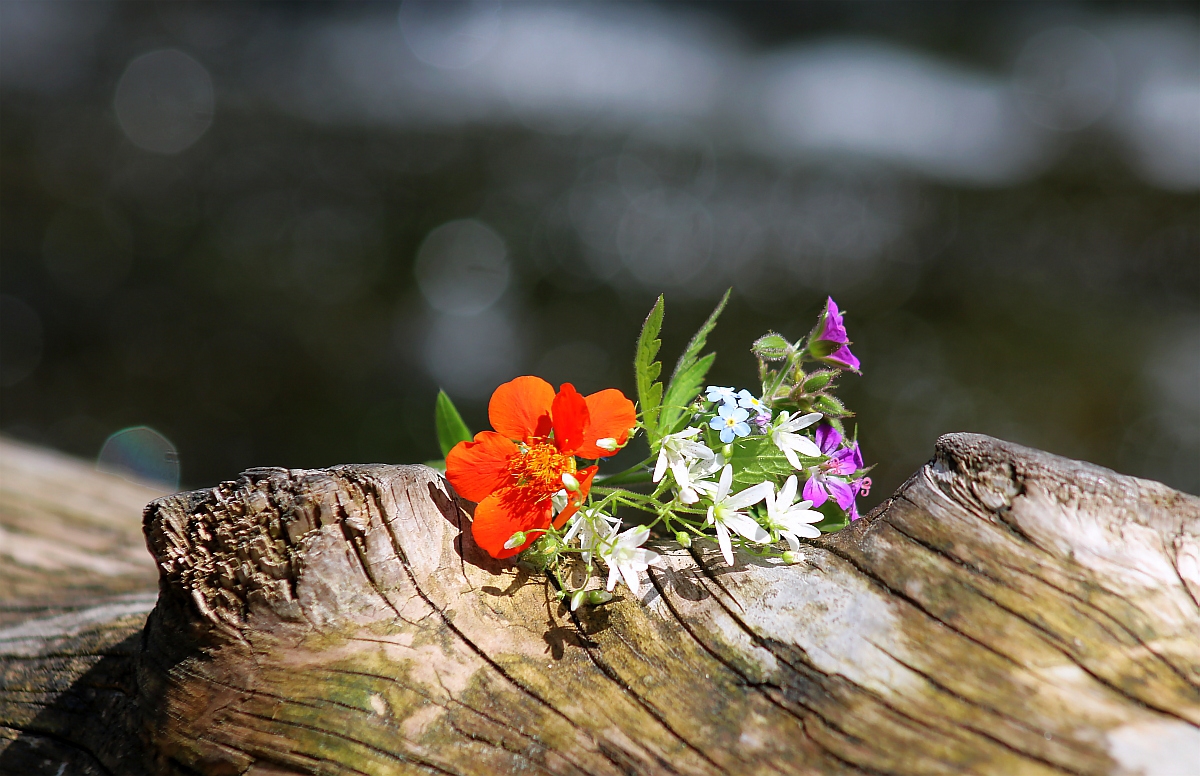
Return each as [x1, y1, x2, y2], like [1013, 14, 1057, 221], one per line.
[446, 376, 637, 559]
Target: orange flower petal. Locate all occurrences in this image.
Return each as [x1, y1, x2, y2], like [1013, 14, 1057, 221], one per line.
[553, 465, 596, 528]
[550, 382, 589, 453]
[445, 431, 517, 503]
[489, 376, 555, 442]
[575, 389, 638, 458]
[472, 493, 552, 559]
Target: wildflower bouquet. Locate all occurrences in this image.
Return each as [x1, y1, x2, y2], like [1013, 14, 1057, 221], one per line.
[435, 292, 871, 609]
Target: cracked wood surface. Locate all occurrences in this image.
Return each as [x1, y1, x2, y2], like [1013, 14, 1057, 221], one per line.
[2, 433, 1198, 775]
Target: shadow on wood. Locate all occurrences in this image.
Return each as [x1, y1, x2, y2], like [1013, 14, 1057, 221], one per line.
[2, 433, 1198, 775]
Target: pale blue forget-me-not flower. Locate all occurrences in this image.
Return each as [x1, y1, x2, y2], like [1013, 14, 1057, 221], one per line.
[710, 403, 752, 443]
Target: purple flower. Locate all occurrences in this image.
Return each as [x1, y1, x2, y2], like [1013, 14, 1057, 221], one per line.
[818, 297, 849, 344]
[814, 423, 841, 455]
[803, 429, 866, 511]
[810, 298, 861, 373]
[751, 411, 772, 432]
[802, 473, 857, 510]
[826, 447, 858, 477]
[825, 344, 861, 372]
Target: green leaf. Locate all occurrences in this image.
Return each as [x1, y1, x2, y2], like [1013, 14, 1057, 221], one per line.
[660, 289, 730, 435]
[727, 435, 799, 490]
[660, 353, 714, 435]
[635, 295, 666, 445]
[434, 390, 473, 458]
[751, 332, 792, 362]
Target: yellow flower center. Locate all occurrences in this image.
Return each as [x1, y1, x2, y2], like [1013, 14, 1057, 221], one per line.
[508, 441, 577, 499]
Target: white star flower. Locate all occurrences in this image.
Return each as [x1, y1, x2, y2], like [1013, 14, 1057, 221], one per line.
[770, 411, 822, 469]
[564, 507, 620, 564]
[674, 452, 724, 504]
[653, 427, 715, 485]
[599, 525, 661, 596]
[762, 475, 824, 552]
[705, 464, 772, 565]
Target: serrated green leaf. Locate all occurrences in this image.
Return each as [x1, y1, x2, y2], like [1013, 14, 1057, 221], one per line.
[435, 390, 473, 458]
[660, 352, 714, 435]
[659, 289, 730, 435]
[635, 295, 665, 445]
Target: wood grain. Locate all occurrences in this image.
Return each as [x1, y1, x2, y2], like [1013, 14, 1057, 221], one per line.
[2, 434, 1197, 775]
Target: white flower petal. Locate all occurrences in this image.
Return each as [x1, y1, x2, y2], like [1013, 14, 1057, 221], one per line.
[716, 464, 732, 502]
[779, 476, 798, 507]
[793, 436, 822, 457]
[784, 508, 824, 525]
[621, 525, 651, 548]
[653, 450, 669, 483]
[619, 565, 641, 596]
[724, 511, 770, 543]
[715, 521, 734, 566]
[724, 481, 773, 510]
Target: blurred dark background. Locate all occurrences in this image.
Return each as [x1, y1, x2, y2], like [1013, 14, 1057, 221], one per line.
[1, 0, 1197, 506]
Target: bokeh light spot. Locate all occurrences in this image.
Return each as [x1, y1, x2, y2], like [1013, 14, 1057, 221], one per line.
[96, 426, 181, 490]
[415, 219, 509, 315]
[114, 49, 214, 154]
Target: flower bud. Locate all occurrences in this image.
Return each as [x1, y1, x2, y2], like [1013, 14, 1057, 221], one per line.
[586, 590, 613, 605]
[781, 551, 800, 564]
[752, 333, 792, 362]
[815, 395, 851, 417]
[503, 531, 527, 550]
[561, 471, 580, 491]
[674, 531, 692, 548]
[570, 590, 587, 611]
[595, 437, 619, 452]
[802, 371, 835, 392]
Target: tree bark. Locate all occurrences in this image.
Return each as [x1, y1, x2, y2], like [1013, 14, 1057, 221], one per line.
[2, 433, 1198, 775]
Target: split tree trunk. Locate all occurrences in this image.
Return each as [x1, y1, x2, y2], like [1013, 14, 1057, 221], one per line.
[2, 433, 1198, 775]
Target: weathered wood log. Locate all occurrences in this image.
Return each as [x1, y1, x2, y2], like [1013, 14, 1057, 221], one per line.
[2, 433, 1198, 775]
